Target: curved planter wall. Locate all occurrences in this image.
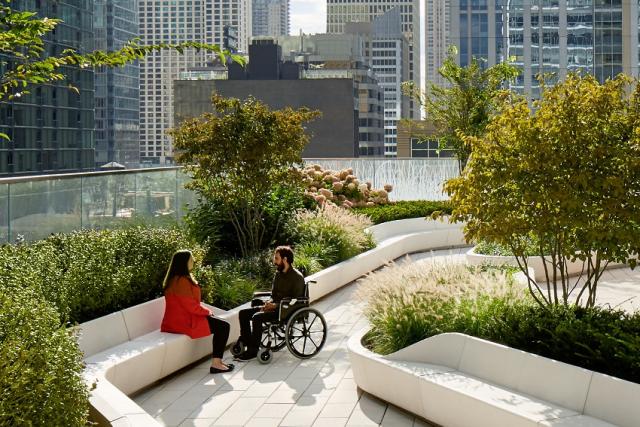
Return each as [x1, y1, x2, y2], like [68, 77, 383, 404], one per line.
[465, 246, 628, 282]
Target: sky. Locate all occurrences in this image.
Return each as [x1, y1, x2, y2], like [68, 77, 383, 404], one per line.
[290, 0, 326, 35]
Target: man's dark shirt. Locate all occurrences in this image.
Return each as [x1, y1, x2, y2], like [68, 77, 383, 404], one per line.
[270, 267, 305, 303]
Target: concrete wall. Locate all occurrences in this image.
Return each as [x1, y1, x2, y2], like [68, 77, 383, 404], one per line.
[174, 79, 359, 158]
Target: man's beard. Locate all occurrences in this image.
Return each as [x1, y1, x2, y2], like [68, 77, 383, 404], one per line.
[275, 262, 284, 272]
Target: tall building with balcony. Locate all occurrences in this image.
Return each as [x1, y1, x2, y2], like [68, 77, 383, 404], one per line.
[326, 0, 421, 120]
[94, 0, 140, 168]
[0, 0, 95, 176]
[253, 0, 289, 37]
[450, 0, 640, 101]
[138, 0, 251, 166]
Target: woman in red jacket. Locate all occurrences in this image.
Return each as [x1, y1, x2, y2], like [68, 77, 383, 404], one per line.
[161, 250, 234, 373]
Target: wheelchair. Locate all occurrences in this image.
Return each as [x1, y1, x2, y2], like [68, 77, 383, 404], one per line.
[230, 279, 328, 364]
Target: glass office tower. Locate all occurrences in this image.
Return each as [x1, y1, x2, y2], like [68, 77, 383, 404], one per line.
[94, 0, 140, 168]
[0, 0, 95, 176]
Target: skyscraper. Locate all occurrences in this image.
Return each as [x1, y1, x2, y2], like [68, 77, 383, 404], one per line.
[138, 0, 251, 166]
[94, 0, 140, 168]
[424, 0, 450, 89]
[0, 0, 95, 176]
[450, 0, 640, 100]
[253, 0, 289, 37]
[326, 0, 421, 120]
[370, 8, 411, 157]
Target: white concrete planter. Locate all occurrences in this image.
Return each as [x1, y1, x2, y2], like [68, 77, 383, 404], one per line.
[466, 246, 628, 283]
[80, 217, 467, 426]
[348, 328, 640, 427]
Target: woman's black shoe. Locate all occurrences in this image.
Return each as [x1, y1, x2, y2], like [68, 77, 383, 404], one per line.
[210, 363, 234, 374]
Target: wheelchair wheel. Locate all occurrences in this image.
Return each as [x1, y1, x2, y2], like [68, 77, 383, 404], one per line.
[261, 324, 287, 351]
[285, 307, 327, 359]
[258, 348, 272, 364]
[231, 339, 245, 357]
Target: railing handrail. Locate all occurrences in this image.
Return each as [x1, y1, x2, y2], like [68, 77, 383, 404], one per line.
[0, 166, 183, 185]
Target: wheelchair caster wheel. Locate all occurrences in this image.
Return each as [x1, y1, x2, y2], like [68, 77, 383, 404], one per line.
[231, 340, 244, 357]
[258, 348, 272, 364]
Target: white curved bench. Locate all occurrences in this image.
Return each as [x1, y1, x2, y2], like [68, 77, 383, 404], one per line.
[79, 218, 466, 426]
[349, 329, 640, 427]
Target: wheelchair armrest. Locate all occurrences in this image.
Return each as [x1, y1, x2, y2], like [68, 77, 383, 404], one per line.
[253, 291, 272, 298]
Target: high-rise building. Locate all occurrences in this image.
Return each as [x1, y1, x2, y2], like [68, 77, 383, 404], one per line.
[326, 0, 421, 120]
[450, 0, 640, 101]
[0, 0, 95, 176]
[424, 0, 450, 90]
[211, 0, 252, 53]
[253, 0, 289, 37]
[138, 0, 251, 166]
[369, 8, 410, 157]
[94, 0, 140, 168]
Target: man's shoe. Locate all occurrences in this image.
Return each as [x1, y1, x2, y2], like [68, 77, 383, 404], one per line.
[235, 350, 257, 361]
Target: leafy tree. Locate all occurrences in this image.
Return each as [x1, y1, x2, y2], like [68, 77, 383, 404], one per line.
[445, 73, 640, 308]
[170, 94, 320, 257]
[0, 1, 245, 139]
[402, 46, 519, 173]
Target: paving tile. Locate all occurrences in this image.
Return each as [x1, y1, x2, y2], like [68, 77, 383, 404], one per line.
[244, 418, 283, 427]
[189, 390, 244, 419]
[380, 405, 415, 427]
[178, 419, 216, 427]
[253, 403, 294, 418]
[313, 418, 349, 427]
[156, 410, 193, 427]
[212, 397, 266, 426]
[318, 403, 357, 418]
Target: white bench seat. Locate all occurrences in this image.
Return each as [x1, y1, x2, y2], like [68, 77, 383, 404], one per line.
[349, 330, 640, 427]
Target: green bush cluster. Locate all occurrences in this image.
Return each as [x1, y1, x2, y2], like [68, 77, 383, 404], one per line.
[353, 200, 453, 224]
[185, 185, 307, 261]
[290, 206, 375, 275]
[0, 280, 90, 426]
[474, 236, 541, 257]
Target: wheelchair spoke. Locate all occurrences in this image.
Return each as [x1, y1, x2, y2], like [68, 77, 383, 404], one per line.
[302, 336, 308, 354]
[307, 314, 318, 330]
[290, 335, 303, 345]
[308, 335, 319, 349]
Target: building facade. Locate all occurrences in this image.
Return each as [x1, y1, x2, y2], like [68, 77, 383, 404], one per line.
[94, 0, 140, 168]
[326, 0, 421, 120]
[0, 0, 95, 176]
[424, 0, 450, 90]
[253, 0, 289, 37]
[449, 0, 640, 100]
[138, 0, 251, 166]
[274, 34, 385, 156]
[369, 8, 410, 157]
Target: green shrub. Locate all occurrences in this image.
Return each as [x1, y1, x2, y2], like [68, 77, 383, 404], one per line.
[352, 200, 453, 224]
[474, 236, 541, 257]
[361, 261, 523, 355]
[44, 227, 204, 323]
[362, 260, 640, 383]
[196, 265, 257, 310]
[0, 287, 89, 426]
[291, 205, 375, 265]
[293, 241, 329, 276]
[186, 186, 306, 260]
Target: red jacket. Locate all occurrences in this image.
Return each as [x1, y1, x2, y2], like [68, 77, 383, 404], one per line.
[161, 276, 211, 339]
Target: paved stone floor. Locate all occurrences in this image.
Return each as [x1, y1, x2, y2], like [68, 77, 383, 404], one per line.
[132, 248, 640, 426]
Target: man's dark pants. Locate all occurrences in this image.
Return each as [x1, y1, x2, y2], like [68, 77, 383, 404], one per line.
[238, 306, 279, 353]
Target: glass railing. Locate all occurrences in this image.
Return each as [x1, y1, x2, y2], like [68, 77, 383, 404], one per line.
[0, 159, 459, 243]
[0, 167, 196, 244]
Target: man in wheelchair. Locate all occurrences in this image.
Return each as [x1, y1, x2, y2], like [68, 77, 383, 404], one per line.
[235, 245, 305, 361]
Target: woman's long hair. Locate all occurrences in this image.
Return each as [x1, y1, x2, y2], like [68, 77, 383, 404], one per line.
[163, 250, 194, 290]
